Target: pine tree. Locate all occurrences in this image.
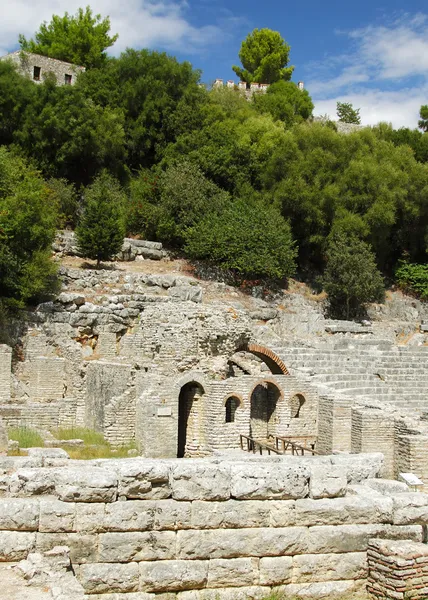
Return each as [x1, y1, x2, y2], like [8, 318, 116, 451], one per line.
[76, 172, 125, 266]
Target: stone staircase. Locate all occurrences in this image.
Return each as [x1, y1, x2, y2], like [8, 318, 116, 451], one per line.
[272, 341, 428, 414]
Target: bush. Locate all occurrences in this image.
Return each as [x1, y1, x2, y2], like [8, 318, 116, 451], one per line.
[184, 198, 297, 280]
[76, 171, 125, 265]
[395, 261, 428, 299]
[324, 233, 385, 318]
[8, 426, 44, 448]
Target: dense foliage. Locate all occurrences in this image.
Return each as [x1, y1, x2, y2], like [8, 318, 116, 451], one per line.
[1, 10, 428, 314]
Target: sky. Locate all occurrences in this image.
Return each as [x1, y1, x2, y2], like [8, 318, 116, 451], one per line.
[1, 0, 427, 128]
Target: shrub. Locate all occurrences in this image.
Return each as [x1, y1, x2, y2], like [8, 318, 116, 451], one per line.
[395, 261, 428, 300]
[324, 233, 385, 318]
[76, 171, 125, 266]
[184, 198, 297, 280]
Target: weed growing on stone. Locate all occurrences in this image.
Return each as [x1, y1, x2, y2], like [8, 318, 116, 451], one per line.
[8, 426, 44, 448]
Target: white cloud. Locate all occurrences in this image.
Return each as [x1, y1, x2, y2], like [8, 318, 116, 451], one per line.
[0, 0, 226, 58]
[307, 14, 428, 129]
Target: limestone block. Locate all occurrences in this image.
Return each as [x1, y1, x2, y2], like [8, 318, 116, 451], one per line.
[294, 495, 393, 526]
[191, 500, 272, 529]
[207, 558, 257, 588]
[0, 498, 39, 531]
[55, 467, 118, 502]
[292, 552, 367, 583]
[0, 418, 8, 453]
[309, 466, 347, 499]
[330, 453, 383, 483]
[392, 492, 428, 524]
[171, 463, 230, 501]
[305, 524, 422, 554]
[177, 586, 270, 600]
[36, 533, 98, 563]
[259, 556, 293, 586]
[0, 531, 36, 561]
[274, 579, 367, 599]
[366, 478, 409, 495]
[77, 562, 139, 594]
[230, 463, 309, 500]
[117, 461, 171, 500]
[75, 503, 106, 532]
[39, 499, 76, 533]
[9, 468, 57, 496]
[177, 527, 308, 560]
[104, 500, 156, 532]
[99, 531, 176, 562]
[154, 499, 192, 530]
[139, 560, 208, 592]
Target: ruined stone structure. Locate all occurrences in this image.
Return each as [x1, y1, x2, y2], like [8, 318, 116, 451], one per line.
[0, 51, 85, 85]
[2, 449, 428, 600]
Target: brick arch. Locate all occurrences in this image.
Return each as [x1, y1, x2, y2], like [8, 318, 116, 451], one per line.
[238, 343, 289, 375]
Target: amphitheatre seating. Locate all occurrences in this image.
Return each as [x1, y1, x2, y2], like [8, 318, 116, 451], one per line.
[273, 341, 428, 415]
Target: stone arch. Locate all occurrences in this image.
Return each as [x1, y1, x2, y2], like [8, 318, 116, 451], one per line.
[290, 392, 306, 419]
[249, 379, 283, 441]
[223, 394, 243, 423]
[238, 343, 289, 375]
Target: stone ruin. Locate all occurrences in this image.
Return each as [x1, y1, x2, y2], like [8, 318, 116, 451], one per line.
[2, 244, 428, 597]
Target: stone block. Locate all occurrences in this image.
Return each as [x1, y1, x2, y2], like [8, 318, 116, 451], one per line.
[117, 461, 171, 500]
[392, 492, 428, 525]
[259, 556, 293, 585]
[0, 531, 35, 561]
[191, 500, 271, 529]
[177, 586, 270, 600]
[294, 495, 393, 526]
[39, 499, 76, 533]
[171, 463, 230, 501]
[207, 558, 257, 588]
[292, 552, 367, 583]
[139, 560, 208, 592]
[55, 467, 118, 503]
[99, 531, 176, 562]
[306, 524, 422, 554]
[177, 527, 308, 560]
[36, 533, 98, 563]
[0, 498, 39, 530]
[104, 500, 156, 532]
[274, 579, 367, 599]
[309, 466, 347, 499]
[230, 464, 309, 500]
[154, 499, 192, 530]
[78, 562, 139, 594]
[75, 502, 106, 532]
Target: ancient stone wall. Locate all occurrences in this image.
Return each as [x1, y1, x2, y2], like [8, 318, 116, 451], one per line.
[1, 52, 85, 84]
[2, 452, 426, 599]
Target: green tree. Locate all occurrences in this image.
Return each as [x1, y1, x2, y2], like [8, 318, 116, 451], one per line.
[232, 28, 294, 84]
[252, 80, 314, 126]
[0, 148, 58, 307]
[336, 102, 361, 125]
[76, 172, 125, 265]
[323, 233, 385, 319]
[185, 197, 297, 280]
[19, 6, 118, 69]
[418, 105, 428, 133]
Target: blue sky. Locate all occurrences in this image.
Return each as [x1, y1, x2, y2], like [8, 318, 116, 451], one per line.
[1, 0, 427, 127]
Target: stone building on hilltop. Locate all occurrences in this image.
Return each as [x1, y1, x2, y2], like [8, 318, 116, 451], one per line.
[0, 51, 85, 85]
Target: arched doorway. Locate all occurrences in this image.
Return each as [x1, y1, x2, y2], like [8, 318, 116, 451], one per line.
[250, 381, 282, 442]
[177, 382, 205, 458]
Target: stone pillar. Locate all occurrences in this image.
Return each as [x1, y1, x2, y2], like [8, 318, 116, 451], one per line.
[367, 538, 428, 599]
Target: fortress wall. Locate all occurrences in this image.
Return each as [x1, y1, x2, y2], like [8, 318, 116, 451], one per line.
[0, 453, 426, 599]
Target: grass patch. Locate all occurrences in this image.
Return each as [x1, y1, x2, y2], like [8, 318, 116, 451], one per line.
[53, 427, 107, 446]
[8, 426, 44, 448]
